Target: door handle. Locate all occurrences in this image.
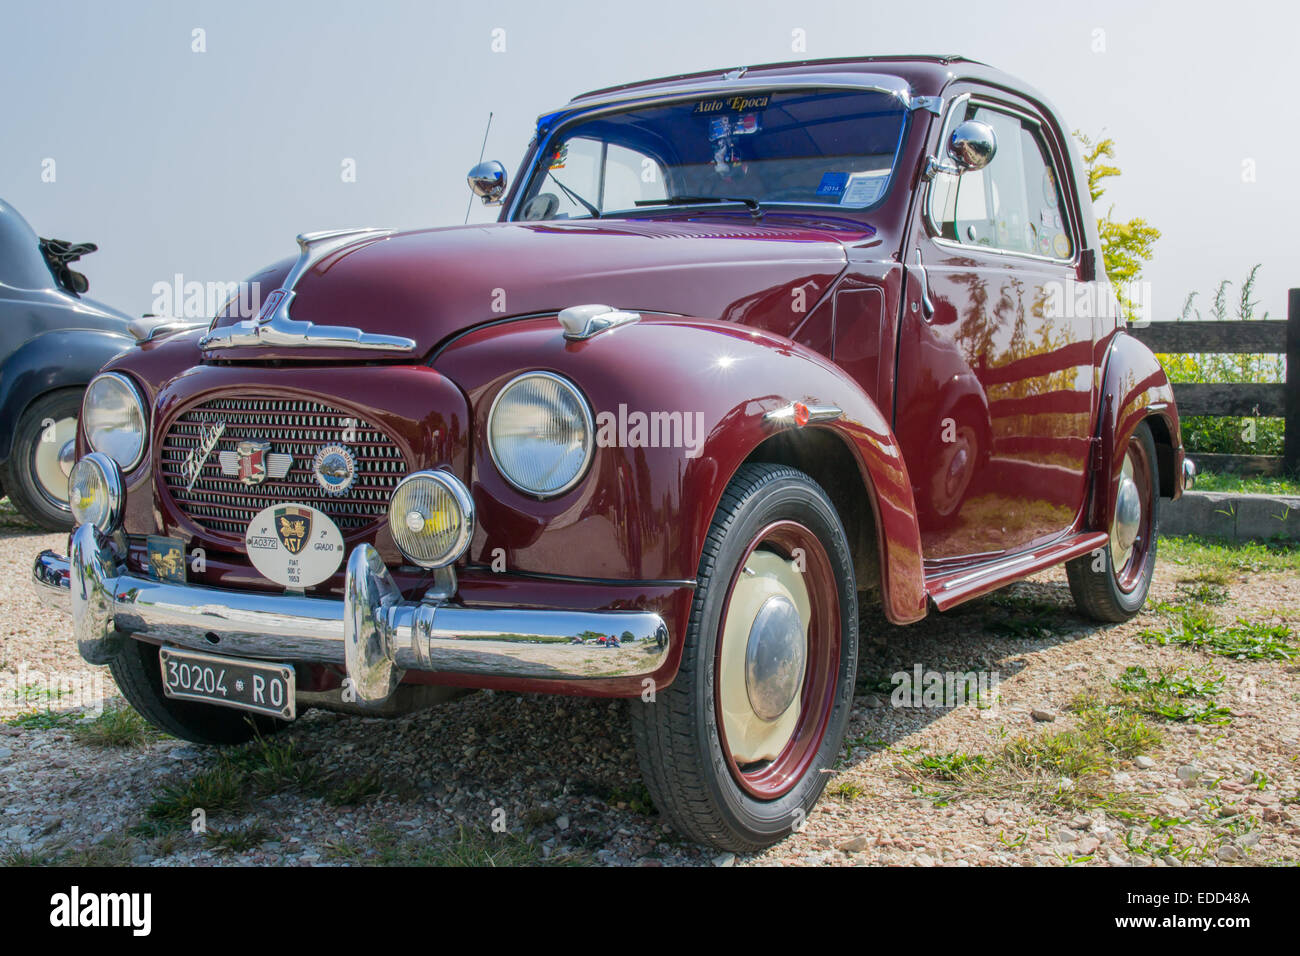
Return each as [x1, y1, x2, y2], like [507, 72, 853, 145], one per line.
[914, 249, 935, 319]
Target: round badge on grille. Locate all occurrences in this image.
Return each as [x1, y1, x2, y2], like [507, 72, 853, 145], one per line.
[312, 444, 357, 496]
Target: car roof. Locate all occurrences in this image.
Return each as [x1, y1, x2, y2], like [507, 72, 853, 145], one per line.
[551, 54, 1058, 126]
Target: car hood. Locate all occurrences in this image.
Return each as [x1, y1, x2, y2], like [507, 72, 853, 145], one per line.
[203, 217, 873, 361]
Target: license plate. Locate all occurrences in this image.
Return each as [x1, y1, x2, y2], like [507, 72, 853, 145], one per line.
[159, 647, 296, 720]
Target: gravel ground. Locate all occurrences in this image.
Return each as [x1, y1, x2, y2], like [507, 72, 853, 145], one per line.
[2, 503, 1297, 867]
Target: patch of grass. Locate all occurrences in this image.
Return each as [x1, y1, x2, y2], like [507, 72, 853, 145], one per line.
[0, 496, 39, 531]
[1161, 535, 1300, 575]
[826, 778, 868, 800]
[204, 824, 272, 855]
[1112, 665, 1233, 724]
[987, 609, 1065, 640]
[1, 847, 63, 866]
[605, 783, 655, 816]
[361, 823, 583, 866]
[1140, 610, 1295, 662]
[909, 702, 1161, 813]
[911, 751, 989, 781]
[144, 763, 248, 827]
[1173, 581, 1230, 607]
[242, 738, 326, 795]
[1193, 472, 1300, 496]
[325, 770, 385, 806]
[3, 709, 83, 729]
[59, 834, 137, 867]
[72, 705, 161, 748]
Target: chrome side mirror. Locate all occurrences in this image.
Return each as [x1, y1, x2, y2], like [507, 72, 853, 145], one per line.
[947, 120, 997, 172]
[467, 161, 507, 205]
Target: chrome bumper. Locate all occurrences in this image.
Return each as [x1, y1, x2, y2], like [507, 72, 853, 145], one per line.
[33, 525, 670, 706]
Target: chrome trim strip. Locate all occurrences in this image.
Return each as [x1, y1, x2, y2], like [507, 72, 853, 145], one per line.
[199, 228, 417, 352]
[762, 402, 843, 425]
[35, 526, 671, 693]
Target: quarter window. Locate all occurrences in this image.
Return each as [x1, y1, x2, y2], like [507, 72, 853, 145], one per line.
[928, 104, 1073, 260]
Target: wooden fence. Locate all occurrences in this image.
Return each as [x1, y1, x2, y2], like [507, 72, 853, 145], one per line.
[1126, 288, 1299, 476]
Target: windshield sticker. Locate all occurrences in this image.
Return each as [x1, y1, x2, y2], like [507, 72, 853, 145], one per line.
[840, 171, 888, 206]
[693, 94, 770, 114]
[548, 143, 569, 169]
[816, 172, 849, 197]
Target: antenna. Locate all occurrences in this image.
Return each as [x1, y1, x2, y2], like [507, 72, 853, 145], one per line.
[464, 111, 495, 224]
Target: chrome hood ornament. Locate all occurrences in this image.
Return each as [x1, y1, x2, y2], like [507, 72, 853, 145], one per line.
[199, 228, 417, 352]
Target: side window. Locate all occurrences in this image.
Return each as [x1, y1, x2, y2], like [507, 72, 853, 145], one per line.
[928, 104, 1073, 260]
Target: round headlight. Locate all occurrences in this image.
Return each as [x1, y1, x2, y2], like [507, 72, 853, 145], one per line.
[388, 470, 474, 569]
[488, 372, 594, 497]
[83, 372, 147, 471]
[68, 452, 123, 532]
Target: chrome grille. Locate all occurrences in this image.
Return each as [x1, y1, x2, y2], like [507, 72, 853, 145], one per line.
[159, 397, 406, 536]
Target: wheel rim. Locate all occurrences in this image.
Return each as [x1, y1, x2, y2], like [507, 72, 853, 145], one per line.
[30, 416, 78, 510]
[714, 520, 840, 800]
[1110, 438, 1154, 593]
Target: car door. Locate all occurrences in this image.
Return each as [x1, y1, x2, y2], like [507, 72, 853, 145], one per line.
[895, 87, 1096, 562]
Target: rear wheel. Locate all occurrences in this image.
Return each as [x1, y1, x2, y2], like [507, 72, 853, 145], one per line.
[0, 389, 80, 530]
[110, 638, 286, 745]
[1067, 421, 1159, 622]
[629, 463, 858, 851]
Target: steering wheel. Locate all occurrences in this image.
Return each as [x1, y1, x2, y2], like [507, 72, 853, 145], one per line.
[521, 193, 560, 221]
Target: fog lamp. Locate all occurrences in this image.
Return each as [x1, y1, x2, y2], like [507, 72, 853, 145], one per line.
[387, 470, 474, 568]
[68, 452, 124, 533]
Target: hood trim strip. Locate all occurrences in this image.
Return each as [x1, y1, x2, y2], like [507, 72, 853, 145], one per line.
[200, 228, 417, 353]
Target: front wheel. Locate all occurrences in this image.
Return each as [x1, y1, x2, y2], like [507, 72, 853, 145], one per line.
[1067, 421, 1160, 622]
[110, 638, 286, 746]
[629, 463, 858, 852]
[0, 389, 80, 530]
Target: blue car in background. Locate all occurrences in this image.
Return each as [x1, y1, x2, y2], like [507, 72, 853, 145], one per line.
[0, 198, 135, 529]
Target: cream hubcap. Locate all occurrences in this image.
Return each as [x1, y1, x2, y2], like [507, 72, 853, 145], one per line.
[1110, 451, 1142, 570]
[33, 416, 78, 508]
[719, 549, 810, 765]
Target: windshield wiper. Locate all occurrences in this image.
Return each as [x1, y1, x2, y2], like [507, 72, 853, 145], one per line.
[547, 173, 601, 219]
[634, 195, 763, 218]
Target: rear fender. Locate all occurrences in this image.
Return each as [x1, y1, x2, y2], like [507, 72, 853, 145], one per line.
[0, 328, 134, 463]
[1091, 331, 1183, 531]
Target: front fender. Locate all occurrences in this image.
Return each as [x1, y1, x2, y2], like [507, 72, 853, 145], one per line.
[1091, 330, 1183, 531]
[0, 328, 134, 463]
[435, 315, 926, 624]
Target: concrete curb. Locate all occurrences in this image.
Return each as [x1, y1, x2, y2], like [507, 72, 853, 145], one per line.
[1162, 491, 1300, 542]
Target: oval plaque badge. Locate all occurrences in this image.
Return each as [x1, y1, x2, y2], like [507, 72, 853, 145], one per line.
[244, 503, 345, 588]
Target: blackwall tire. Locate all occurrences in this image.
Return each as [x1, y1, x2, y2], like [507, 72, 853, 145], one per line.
[1067, 421, 1160, 623]
[629, 463, 858, 852]
[0, 389, 80, 531]
[109, 638, 287, 746]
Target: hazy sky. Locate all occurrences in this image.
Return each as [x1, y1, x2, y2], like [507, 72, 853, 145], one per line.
[2, 0, 1294, 321]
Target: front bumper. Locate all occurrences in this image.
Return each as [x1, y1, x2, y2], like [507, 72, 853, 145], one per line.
[34, 525, 670, 707]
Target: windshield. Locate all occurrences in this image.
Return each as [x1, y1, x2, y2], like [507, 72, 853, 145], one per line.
[513, 88, 909, 221]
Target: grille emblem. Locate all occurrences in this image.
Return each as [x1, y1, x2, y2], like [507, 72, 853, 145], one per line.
[312, 444, 357, 496]
[219, 443, 293, 485]
[181, 420, 227, 492]
[274, 506, 312, 554]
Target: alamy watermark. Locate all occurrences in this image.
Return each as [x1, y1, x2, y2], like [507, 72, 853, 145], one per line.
[891, 664, 1000, 715]
[150, 274, 262, 319]
[1045, 277, 1154, 326]
[1, 664, 106, 716]
[594, 404, 706, 459]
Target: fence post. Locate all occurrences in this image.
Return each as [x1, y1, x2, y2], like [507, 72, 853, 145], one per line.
[1286, 288, 1300, 476]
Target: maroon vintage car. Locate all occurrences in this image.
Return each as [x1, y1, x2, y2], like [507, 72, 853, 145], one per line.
[35, 55, 1186, 852]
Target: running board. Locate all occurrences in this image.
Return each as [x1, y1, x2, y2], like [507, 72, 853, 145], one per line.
[925, 531, 1109, 612]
